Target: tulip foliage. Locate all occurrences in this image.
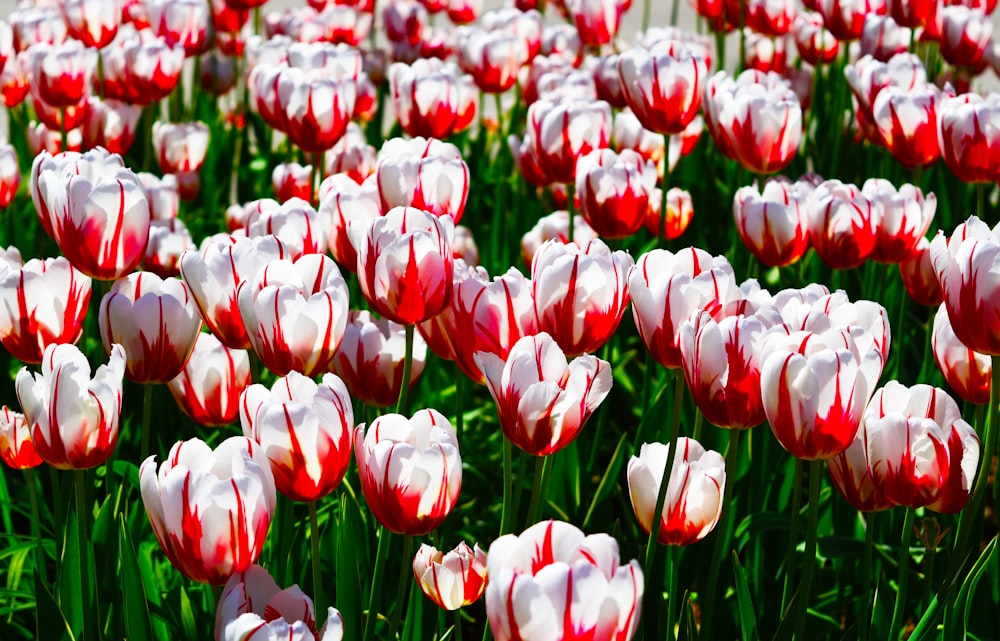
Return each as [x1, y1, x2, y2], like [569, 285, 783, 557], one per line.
[2, 2, 1000, 641]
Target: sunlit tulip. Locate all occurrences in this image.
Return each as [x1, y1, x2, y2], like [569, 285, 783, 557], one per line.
[325, 122, 377, 183]
[355, 206, 454, 325]
[354, 408, 462, 535]
[1, 57, 30, 108]
[375, 139, 469, 223]
[628, 438, 726, 545]
[861, 179, 935, 263]
[860, 14, 911, 62]
[245, 197, 328, 261]
[829, 382, 979, 514]
[531, 239, 633, 356]
[0, 257, 91, 364]
[215, 564, 344, 641]
[277, 67, 357, 154]
[617, 42, 706, 136]
[485, 520, 642, 641]
[845, 53, 926, 142]
[10, 6, 67, 53]
[31, 148, 151, 280]
[680, 311, 773, 429]
[872, 85, 941, 169]
[565, 0, 623, 46]
[273, 162, 314, 203]
[512, 99, 612, 186]
[760, 328, 883, 460]
[930, 216, 1000, 354]
[0, 406, 43, 469]
[520, 210, 598, 267]
[99, 271, 203, 383]
[318, 174, 380, 271]
[932, 304, 992, 404]
[458, 29, 529, 94]
[818, 0, 887, 41]
[241, 372, 353, 503]
[61, 0, 120, 49]
[82, 96, 142, 155]
[101, 30, 184, 105]
[238, 254, 349, 377]
[413, 542, 488, 611]
[807, 179, 877, 270]
[629, 248, 741, 369]
[23, 40, 96, 107]
[575, 148, 655, 239]
[899, 236, 943, 306]
[390, 59, 477, 139]
[148, 0, 211, 56]
[887, 0, 937, 27]
[733, 179, 811, 267]
[793, 11, 839, 65]
[15, 343, 125, 470]
[477, 332, 612, 456]
[153, 121, 210, 174]
[142, 218, 196, 278]
[167, 332, 250, 427]
[331, 310, 427, 407]
[138, 172, 180, 221]
[939, 5, 992, 67]
[140, 436, 277, 585]
[746, 0, 796, 35]
[937, 93, 1000, 184]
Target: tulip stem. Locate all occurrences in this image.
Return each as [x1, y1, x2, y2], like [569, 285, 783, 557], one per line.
[566, 183, 576, 246]
[363, 526, 392, 641]
[453, 608, 464, 641]
[24, 468, 46, 585]
[388, 534, 414, 640]
[500, 438, 514, 535]
[792, 460, 822, 641]
[308, 501, 324, 613]
[312, 153, 323, 206]
[780, 457, 804, 613]
[396, 325, 415, 416]
[977, 182, 986, 220]
[953, 355, 999, 559]
[642, 370, 684, 641]
[455, 363, 465, 443]
[888, 507, 916, 640]
[665, 545, 680, 641]
[860, 512, 876, 641]
[60, 108, 68, 152]
[140, 383, 153, 458]
[74, 469, 93, 641]
[701, 428, 742, 640]
[525, 454, 552, 527]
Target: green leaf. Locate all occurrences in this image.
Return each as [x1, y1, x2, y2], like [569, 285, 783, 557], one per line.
[335, 492, 364, 639]
[178, 586, 198, 641]
[57, 505, 83, 641]
[946, 536, 997, 640]
[34, 571, 74, 641]
[119, 517, 153, 641]
[676, 591, 699, 641]
[732, 551, 759, 641]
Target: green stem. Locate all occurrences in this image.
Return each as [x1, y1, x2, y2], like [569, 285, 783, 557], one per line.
[312, 152, 323, 206]
[566, 182, 576, 246]
[977, 181, 986, 220]
[396, 325, 415, 415]
[642, 370, 685, 640]
[74, 469, 92, 641]
[860, 512, 876, 641]
[141, 383, 153, 458]
[792, 460, 823, 641]
[363, 526, 393, 641]
[642, 0, 652, 31]
[665, 544, 680, 641]
[454, 609, 464, 641]
[922, 530, 936, 610]
[701, 429, 742, 639]
[669, 0, 680, 26]
[308, 501, 324, 612]
[525, 454, 552, 527]
[455, 363, 465, 443]
[500, 438, 514, 534]
[953, 355, 999, 555]
[388, 535, 415, 640]
[60, 107, 68, 152]
[781, 458, 804, 613]
[24, 468, 46, 585]
[888, 507, 916, 640]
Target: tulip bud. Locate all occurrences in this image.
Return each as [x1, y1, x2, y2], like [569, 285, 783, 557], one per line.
[413, 542, 488, 610]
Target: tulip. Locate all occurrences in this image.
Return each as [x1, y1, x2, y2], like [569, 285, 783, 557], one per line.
[860, 14, 912, 62]
[15, 343, 125, 469]
[829, 382, 979, 513]
[531, 239, 633, 356]
[575, 148, 656, 239]
[807, 179, 878, 270]
[61, 0, 120, 49]
[485, 520, 643, 641]
[476, 333, 612, 456]
[746, 0, 796, 35]
[644, 186, 695, 241]
[241, 371, 353, 503]
[325, 123, 378, 184]
[457, 29, 529, 94]
[0, 406, 43, 469]
[628, 438, 726, 545]
[565, 0, 623, 46]
[680, 311, 773, 429]
[939, 5, 992, 67]
[355, 206, 455, 325]
[318, 174, 381, 271]
[331, 310, 428, 407]
[617, 41, 706, 136]
[139, 172, 180, 221]
[23, 40, 96, 107]
[238, 254, 350, 377]
[246, 197, 329, 260]
[932, 304, 992, 404]
[0, 257, 91, 364]
[760, 328, 883, 460]
[167, 332, 251, 427]
[0, 144, 18, 209]
[101, 31, 184, 105]
[181, 235, 291, 350]
[31, 148, 151, 280]
[819, 0, 887, 41]
[520, 210, 598, 267]
[793, 11, 839, 65]
[140, 436, 277, 585]
[733, 179, 811, 267]
[937, 93, 1000, 184]
[354, 408, 462, 535]
[862, 179, 935, 263]
[273, 162, 314, 203]
[390, 59, 478, 139]
[413, 542, 488, 610]
[1, 57, 31, 108]
[82, 97, 142, 155]
[930, 216, 1000, 355]
[887, 0, 937, 27]
[845, 53, 926, 143]
[899, 237, 943, 306]
[511, 98, 612, 186]
[10, 6, 67, 53]
[872, 85, 941, 169]
[629, 247, 741, 369]
[147, 0, 211, 56]
[375, 138, 469, 223]
[215, 564, 344, 641]
[277, 67, 357, 154]
[540, 24, 584, 66]
[142, 218, 196, 279]
[153, 120, 210, 174]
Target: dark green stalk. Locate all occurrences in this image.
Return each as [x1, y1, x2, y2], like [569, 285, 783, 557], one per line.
[860, 512, 876, 641]
[74, 469, 93, 641]
[780, 458, 804, 613]
[953, 355, 999, 555]
[24, 468, 46, 585]
[888, 508, 916, 640]
[396, 325, 415, 415]
[388, 535, 415, 640]
[500, 438, 514, 535]
[140, 383, 153, 458]
[525, 454, 553, 527]
[363, 526, 393, 641]
[792, 461, 823, 641]
[308, 501, 324, 612]
[701, 429, 742, 639]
